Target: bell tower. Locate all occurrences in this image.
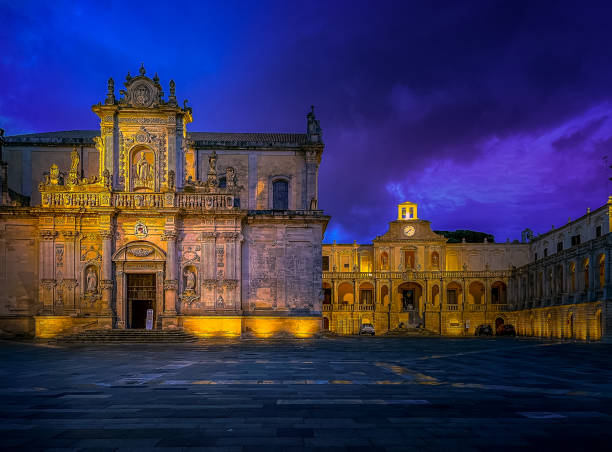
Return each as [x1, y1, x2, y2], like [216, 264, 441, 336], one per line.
[397, 201, 418, 220]
[91, 64, 193, 192]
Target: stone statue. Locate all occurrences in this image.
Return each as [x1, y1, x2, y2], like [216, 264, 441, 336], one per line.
[169, 79, 176, 97]
[70, 147, 79, 173]
[432, 253, 439, 267]
[48, 164, 61, 185]
[135, 152, 152, 183]
[184, 269, 196, 291]
[67, 147, 80, 185]
[307, 105, 322, 142]
[86, 267, 97, 292]
[209, 151, 217, 173]
[207, 151, 218, 189]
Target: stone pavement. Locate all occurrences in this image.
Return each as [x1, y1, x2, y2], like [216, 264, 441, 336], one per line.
[1, 337, 611, 451]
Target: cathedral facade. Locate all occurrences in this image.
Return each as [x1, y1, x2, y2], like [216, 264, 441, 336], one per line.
[0, 66, 328, 338]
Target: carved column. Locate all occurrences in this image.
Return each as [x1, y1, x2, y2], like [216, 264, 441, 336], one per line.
[100, 230, 113, 316]
[116, 269, 125, 328]
[162, 231, 178, 314]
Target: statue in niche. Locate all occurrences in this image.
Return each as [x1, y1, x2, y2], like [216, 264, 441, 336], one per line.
[86, 267, 97, 292]
[133, 151, 154, 189]
[185, 269, 195, 292]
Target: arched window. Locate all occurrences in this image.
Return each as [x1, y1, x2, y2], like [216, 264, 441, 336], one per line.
[272, 180, 289, 210]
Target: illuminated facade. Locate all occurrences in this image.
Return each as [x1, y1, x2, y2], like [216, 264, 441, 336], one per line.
[322, 201, 612, 340]
[0, 66, 328, 338]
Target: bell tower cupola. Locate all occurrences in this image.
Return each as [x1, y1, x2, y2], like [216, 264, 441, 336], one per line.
[397, 201, 418, 220]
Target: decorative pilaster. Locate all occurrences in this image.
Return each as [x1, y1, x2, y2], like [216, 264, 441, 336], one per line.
[39, 231, 57, 314]
[100, 230, 113, 315]
[162, 231, 178, 314]
[61, 231, 79, 313]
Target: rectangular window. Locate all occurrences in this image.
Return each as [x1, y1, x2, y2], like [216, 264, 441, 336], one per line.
[571, 235, 581, 246]
[596, 225, 602, 237]
[272, 180, 289, 210]
[544, 248, 548, 257]
[447, 289, 457, 304]
[557, 242, 563, 253]
[322, 256, 329, 271]
[535, 253, 538, 261]
[401, 208, 406, 219]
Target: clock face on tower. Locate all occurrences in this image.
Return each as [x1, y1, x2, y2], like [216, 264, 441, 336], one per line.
[403, 225, 415, 237]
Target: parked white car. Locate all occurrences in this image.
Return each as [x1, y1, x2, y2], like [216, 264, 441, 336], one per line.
[359, 323, 375, 336]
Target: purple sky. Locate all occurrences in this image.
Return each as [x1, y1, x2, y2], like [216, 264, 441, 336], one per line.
[2, 0, 612, 244]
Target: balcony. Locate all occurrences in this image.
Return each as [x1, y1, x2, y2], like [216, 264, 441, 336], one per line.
[445, 304, 460, 311]
[469, 304, 486, 312]
[322, 304, 332, 311]
[357, 304, 374, 311]
[490, 304, 508, 312]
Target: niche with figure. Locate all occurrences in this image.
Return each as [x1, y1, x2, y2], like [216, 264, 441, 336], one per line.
[131, 147, 155, 191]
[82, 264, 101, 305]
[183, 265, 197, 294]
[85, 265, 99, 293]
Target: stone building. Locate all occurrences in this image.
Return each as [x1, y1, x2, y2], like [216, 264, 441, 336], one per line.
[509, 200, 612, 340]
[0, 66, 329, 338]
[323, 201, 612, 340]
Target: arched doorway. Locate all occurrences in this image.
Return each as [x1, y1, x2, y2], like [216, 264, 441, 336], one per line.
[491, 281, 507, 304]
[397, 282, 423, 312]
[468, 281, 485, 304]
[337, 282, 354, 304]
[112, 241, 167, 329]
[567, 312, 574, 339]
[323, 317, 330, 330]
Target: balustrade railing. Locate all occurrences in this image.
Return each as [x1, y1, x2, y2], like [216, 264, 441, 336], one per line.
[322, 270, 512, 280]
[469, 304, 486, 312]
[445, 304, 460, 311]
[490, 304, 508, 312]
[40, 190, 238, 211]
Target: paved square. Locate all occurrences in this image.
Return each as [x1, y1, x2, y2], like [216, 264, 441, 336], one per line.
[1, 337, 611, 450]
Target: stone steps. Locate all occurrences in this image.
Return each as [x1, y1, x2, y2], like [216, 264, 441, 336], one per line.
[53, 329, 200, 343]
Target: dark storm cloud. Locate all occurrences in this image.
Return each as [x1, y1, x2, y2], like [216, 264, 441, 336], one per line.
[1, 0, 612, 243]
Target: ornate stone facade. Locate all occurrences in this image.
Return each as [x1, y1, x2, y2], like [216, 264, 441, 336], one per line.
[0, 66, 328, 338]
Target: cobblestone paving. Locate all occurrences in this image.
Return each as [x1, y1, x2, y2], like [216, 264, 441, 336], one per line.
[1, 337, 611, 451]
